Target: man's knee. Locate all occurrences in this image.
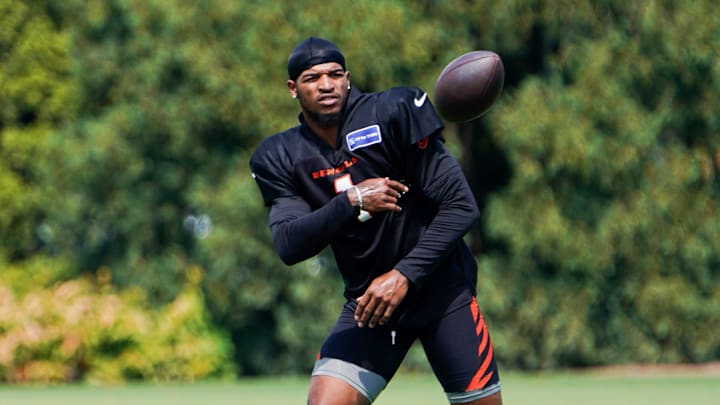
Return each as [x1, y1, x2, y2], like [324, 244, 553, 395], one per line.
[310, 358, 387, 403]
[454, 391, 503, 405]
[308, 375, 370, 405]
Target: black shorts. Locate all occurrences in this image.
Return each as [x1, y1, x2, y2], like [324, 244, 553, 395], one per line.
[313, 296, 501, 403]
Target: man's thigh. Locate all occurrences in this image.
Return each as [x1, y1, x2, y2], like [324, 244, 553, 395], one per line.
[311, 302, 416, 403]
[420, 297, 502, 404]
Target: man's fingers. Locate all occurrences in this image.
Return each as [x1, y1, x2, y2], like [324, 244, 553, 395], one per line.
[356, 296, 399, 328]
[378, 301, 398, 326]
[355, 269, 409, 328]
[355, 295, 378, 328]
[367, 301, 388, 328]
[354, 296, 367, 323]
[385, 181, 408, 209]
[356, 294, 393, 328]
[355, 294, 371, 327]
[381, 194, 399, 207]
[386, 180, 409, 195]
[355, 178, 409, 214]
[365, 192, 400, 213]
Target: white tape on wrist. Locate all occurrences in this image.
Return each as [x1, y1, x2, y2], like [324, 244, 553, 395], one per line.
[352, 185, 372, 222]
[352, 185, 363, 211]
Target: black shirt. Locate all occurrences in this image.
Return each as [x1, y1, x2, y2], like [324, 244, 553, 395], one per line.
[250, 86, 480, 325]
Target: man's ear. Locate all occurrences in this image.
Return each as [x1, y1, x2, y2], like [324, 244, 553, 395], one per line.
[287, 80, 297, 99]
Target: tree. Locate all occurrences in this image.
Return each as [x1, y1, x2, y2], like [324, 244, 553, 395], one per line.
[0, 0, 77, 260]
[476, 0, 720, 368]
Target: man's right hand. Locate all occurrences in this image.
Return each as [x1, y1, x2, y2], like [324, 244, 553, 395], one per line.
[355, 269, 409, 328]
[348, 177, 409, 214]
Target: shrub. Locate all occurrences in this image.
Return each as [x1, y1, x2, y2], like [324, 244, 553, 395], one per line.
[0, 262, 234, 383]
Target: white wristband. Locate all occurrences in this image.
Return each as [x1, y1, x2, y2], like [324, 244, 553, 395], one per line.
[352, 186, 363, 211]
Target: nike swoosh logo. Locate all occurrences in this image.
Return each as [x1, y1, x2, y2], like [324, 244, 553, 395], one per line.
[414, 92, 428, 107]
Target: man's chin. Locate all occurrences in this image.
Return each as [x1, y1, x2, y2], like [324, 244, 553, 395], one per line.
[310, 111, 342, 128]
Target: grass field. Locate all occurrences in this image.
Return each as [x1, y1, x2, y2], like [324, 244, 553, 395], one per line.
[1, 370, 718, 405]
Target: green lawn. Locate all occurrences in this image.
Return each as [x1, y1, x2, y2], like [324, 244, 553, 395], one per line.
[1, 371, 718, 405]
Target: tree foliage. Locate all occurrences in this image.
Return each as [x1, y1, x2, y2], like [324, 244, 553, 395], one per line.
[0, 0, 77, 260]
[477, 0, 720, 368]
[1, 0, 718, 377]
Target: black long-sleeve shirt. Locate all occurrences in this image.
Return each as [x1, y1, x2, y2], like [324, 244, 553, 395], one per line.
[250, 87, 480, 325]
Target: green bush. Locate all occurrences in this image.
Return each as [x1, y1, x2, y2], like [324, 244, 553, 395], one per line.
[0, 262, 234, 383]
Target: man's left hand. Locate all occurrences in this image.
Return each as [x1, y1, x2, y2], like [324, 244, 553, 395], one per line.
[354, 269, 409, 328]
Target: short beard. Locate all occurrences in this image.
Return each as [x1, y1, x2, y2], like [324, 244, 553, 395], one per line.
[297, 90, 347, 128]
[306, 110, 343, 128]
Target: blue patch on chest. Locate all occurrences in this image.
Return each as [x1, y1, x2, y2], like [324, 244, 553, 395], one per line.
[346, 125, 382, 151]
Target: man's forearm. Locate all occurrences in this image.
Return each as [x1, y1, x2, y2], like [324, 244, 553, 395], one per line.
[270, 194, 357, 265]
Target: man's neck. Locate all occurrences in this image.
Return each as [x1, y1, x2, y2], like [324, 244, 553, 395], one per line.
[305, 119, 339, 148]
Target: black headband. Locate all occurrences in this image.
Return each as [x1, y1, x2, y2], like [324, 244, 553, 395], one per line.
[287, 37, 346, 80]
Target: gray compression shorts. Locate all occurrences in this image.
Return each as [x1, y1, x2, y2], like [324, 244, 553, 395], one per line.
[312, 357, 501, 403]
[312, 357, 388, 402]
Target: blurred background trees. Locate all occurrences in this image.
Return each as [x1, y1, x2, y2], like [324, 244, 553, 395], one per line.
[0, 0, 718, 380]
